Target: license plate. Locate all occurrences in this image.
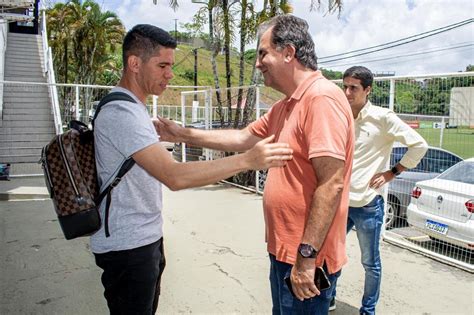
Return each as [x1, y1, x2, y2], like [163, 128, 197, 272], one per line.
[425, 220, 448, 235]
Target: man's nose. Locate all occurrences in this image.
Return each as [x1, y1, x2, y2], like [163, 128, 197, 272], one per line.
[255, 58, 262, 69]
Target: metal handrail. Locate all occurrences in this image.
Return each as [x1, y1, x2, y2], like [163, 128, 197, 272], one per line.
[40, 10, 62, 135]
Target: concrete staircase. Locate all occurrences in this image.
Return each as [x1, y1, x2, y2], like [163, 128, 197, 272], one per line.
[0, 32, 55, 175]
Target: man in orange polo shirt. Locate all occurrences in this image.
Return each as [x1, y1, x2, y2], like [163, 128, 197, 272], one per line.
[156, 14, 354, 314]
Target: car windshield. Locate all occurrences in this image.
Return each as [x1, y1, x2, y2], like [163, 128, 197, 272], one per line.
[438, 161, 474, 184]
[390, 146, 462, 174]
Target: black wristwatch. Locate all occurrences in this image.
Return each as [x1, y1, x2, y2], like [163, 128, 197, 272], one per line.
[298, 243, 318, 258]
[390, 165, 401, 176]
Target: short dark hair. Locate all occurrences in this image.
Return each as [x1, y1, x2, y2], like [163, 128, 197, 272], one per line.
[257, 14, 318, 71]
[343, 66, 374, 89]
[122, 24, 177, 68]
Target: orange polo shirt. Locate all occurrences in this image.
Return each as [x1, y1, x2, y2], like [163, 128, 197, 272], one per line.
[249, 71, 354, 274]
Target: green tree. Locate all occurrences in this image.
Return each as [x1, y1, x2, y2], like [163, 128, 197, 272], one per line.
[159, 0, 344, 126]
[46, 0, 125, 123]
[46, 0, 125, 85]
[68, 0, 125, 85]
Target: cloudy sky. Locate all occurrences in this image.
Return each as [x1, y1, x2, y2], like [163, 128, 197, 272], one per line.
[50, 0, 473, 75]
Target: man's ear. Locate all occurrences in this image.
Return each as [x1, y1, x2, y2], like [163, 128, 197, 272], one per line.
[127, 55, 141, 73]
[284, 45, 296, 63]
[366, 85, 372, 96]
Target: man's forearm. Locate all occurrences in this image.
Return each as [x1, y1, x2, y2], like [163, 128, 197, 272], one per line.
[183, 127, 258, 152]
[300, 157, 346, 251]
[301, 182, 343, 251]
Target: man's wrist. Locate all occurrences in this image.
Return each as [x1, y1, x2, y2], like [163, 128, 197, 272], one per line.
[390, 165, 401, 176]
[298, 243, 318, 258]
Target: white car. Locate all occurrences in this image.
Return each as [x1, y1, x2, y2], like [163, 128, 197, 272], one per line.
[407, 158, 474, 250]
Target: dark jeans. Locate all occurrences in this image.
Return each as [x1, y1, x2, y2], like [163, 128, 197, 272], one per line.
[94, 238, 166, 315]
[269, 254, 341, 315]
[333, 195, 384, 315]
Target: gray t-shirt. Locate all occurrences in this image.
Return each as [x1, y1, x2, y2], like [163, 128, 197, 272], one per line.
[90, 87, 163, 254]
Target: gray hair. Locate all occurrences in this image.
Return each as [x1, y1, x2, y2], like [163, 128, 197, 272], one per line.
[257, 14, 318, 70]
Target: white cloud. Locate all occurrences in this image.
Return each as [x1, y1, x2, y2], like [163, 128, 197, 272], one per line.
[292, 0, 474, 75]
[103, 0, 204, 33]
[53, 0, 474, 75]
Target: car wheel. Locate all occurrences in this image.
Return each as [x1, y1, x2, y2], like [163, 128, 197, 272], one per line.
[258, 170, 267, 191]
[385, 196, 400, 229]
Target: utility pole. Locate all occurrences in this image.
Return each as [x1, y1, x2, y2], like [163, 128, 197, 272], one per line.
[173, 19, 178, 41]
[193, 48, 198, 101]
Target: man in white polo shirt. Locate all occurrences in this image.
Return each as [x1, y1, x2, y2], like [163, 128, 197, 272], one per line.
[330, 66, 428, 315]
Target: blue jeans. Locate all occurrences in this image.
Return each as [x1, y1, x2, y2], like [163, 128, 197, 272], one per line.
[334, 195, 384, 315]
[269, 254, 341, 315]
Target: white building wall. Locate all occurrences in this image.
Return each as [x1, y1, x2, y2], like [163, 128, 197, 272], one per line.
[449, 86, 474, 128]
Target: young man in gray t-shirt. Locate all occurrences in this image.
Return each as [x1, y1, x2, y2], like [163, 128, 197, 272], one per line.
[92, 24, 293, 314]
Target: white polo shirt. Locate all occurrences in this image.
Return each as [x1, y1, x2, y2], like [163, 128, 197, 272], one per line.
[350, 101, 428, 207]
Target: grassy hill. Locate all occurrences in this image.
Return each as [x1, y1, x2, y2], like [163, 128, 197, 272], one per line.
[170, 44, 255, 87]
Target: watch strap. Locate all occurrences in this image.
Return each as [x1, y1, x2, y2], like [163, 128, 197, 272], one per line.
[391, 165, 401, 176]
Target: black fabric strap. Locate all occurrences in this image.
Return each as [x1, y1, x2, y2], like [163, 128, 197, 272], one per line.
[92, 91, 136, 129]
[96, 157, 136, 237]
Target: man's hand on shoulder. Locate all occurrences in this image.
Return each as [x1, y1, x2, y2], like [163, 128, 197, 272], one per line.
[153, 117, 184, 143]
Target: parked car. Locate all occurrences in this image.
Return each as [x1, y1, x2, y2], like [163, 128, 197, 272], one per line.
[387, 146, 463, 228]
[406, 158, 474, 250]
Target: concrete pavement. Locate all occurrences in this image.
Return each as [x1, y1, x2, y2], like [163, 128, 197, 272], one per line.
[0, 177, 473, 314]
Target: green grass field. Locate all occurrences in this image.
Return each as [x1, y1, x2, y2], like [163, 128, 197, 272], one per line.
[416, 128, 474, 159]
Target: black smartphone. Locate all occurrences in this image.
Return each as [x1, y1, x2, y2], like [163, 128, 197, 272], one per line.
[284, 267, 331, 298]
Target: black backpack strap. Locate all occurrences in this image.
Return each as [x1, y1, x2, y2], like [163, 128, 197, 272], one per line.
[92, 91, 136, 128]
[93, 91, 137, 237]
[96, 157, 136, 237]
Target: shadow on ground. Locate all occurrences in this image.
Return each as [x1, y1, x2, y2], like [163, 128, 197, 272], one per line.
[333, 301, 360, 314]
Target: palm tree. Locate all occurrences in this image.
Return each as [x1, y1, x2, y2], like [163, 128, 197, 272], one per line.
[240, 0, 293, 126]
[46, 0, 125, 85]
[67, 0, 125, 85]
[310, 0, 343, 15]
[46, 0, 125, 123]
[158, 0, 344, 126]
[46, 2, 73, 84]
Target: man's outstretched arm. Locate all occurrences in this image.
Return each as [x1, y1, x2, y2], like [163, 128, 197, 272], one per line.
[133, 134, 292, 191]
[154, 117, 261, 152]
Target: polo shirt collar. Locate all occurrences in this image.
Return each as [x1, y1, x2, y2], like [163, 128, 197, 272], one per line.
[357, 100, 372, 120]
[289, 70, 322, 101]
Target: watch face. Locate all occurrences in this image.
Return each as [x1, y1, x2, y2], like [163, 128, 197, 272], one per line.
[298, 244, 317, 258]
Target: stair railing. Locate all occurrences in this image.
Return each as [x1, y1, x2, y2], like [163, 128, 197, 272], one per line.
[40, 10, 62, 135]
[0, 22, 6, 119]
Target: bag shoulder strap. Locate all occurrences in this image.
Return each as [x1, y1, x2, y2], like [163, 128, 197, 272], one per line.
[92, 91, 137, 128]
[93, 91, 137, 238]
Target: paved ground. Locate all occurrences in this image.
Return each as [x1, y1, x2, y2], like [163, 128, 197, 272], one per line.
[0, 177, 473, 314]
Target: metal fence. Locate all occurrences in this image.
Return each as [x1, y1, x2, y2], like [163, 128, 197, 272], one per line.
[2, 71, 473, 271]
[173, 72, 474, 271]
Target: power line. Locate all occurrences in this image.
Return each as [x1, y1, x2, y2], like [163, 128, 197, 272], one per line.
[318, 18, 473, 63]
[319, 18, 473, 60]
[320, 42, 474, 67]
[321, 44, 473, 69]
